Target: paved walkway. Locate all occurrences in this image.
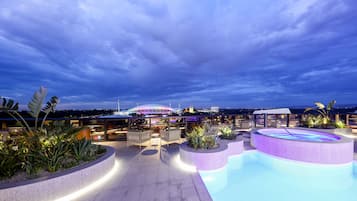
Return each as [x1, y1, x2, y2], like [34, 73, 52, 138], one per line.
[78, 141, 212, 201]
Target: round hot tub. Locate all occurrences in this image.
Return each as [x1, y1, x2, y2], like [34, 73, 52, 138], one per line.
[252, 128, 353, 164]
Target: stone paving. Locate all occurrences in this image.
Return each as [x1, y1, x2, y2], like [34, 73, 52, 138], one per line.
[77, 141, 212, 201]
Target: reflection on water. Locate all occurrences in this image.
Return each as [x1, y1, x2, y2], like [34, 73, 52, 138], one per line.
[200, 151, 357, 201]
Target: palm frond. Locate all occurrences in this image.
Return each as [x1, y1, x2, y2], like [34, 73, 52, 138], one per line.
[327, 100, 336, 111]
[0, 97, 19, 111]
[42, 96, 59, 113]
[304, 108, 313, 113]
[28, 86, 48, 118]
[28, 86, 48, 129]
[314, 102, 325, 110]
[40, 96, 60, 130]
[1, 97, 7, 108]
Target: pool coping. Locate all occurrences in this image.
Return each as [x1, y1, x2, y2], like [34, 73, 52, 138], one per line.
[192, 171, 214, 201]
[252, 129, 354, 164]
[252, 128, 352, 144]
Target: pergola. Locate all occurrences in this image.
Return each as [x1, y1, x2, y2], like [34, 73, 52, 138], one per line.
[253, 108, 291, 128]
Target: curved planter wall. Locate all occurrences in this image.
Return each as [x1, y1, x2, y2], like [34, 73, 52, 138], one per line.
[252, 129, 353, 164]
[0, 146, 115, 201]
[179, 139, 244, 171]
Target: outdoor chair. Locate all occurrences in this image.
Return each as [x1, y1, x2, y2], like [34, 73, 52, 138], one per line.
[127, 130, 151, 148]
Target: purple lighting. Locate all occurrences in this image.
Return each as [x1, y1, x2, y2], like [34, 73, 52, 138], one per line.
[257, 128, 341, 142]
[252, 128, 354, 164]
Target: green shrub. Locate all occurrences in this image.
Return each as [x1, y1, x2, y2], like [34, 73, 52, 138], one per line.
[0, 141, 21, 178]
[72, 139, 93, 162]
[186, 127, 204, 149]
[36, 137, 70, 172]
[186, 126, 217, 150]
[335, 120, 346, 128]
[203, 135, 216, 149]
[0, 87, 106, 180]
[219, 126, 236, 140]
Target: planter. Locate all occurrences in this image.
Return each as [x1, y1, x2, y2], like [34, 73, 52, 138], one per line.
[0, 146, 115, 201]
[179, 137, 244, 171]
[219, 134, 237, 140]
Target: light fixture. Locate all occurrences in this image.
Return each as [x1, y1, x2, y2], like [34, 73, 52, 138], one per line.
[55, 159, 120, 201]
[173, 154, 197, 173]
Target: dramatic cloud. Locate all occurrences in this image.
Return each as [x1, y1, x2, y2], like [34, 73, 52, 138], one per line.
[0, 0, 356, 109]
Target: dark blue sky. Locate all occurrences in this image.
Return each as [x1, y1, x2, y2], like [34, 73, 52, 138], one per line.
[1, 0, 357, 109]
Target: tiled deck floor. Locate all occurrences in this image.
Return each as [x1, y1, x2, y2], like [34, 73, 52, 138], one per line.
[77, 135, 356, 201]
[77, 141, 212, 201]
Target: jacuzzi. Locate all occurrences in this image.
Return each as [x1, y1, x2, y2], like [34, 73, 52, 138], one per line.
[252, 128, 354, 164]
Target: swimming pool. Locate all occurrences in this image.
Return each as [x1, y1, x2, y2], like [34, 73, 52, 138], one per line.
[200, 151, 357, 201]
[256, 128, 340, 142]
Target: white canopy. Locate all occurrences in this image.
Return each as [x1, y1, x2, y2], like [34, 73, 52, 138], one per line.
[253, 108, 291, 115]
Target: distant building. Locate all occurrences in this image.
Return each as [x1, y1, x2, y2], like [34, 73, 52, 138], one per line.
[127, 104, 175, 115]
[210, 106, 219, 113]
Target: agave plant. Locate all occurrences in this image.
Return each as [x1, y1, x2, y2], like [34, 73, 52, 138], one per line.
[36, 138, 69, 172]
[72, 139, 94, 161]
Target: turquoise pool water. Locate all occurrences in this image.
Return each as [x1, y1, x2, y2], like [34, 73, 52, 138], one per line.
[256, 128, 341, 142]
[200, 151, 357, 201]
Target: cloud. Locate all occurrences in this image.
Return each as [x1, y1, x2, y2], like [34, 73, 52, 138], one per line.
[0, 0, 356, 109]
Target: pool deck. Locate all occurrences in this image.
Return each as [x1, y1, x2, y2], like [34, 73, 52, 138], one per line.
[76, 134, 356, 201]
[77, 141, 213, 201]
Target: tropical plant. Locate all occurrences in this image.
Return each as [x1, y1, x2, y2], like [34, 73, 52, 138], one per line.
[40, 96, 59, 130]
[36, 137, 69, 172]
[203, 135, 216, 149]
[72, 139, 92, 161]
[0, 89, 107, 180]
[219, 126, 236, 140]
[0, 141, 21, 178]
[186, 126, 217, 149]
[304, 115, 317, 128]
[0, 97, 32, 133]
[28, 87, 48, 130]
[1, 87, 60, 134]
[44, 121, 81, 140]
[186, 126, 205, 149]
[334, 120, 346, 128]
[304, 100, 336, 128]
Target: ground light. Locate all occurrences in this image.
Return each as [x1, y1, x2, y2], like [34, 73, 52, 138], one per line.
[173, 154, 197, 173]
[55, 159, 120, 201]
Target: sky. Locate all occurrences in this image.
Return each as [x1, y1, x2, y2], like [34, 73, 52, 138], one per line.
[0, 0, 357, 110]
